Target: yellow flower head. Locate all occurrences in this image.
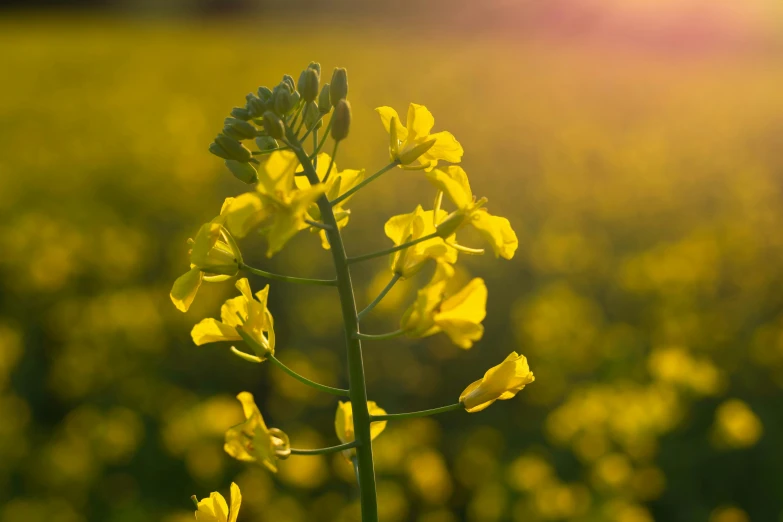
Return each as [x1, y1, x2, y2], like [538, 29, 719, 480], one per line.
[224, 392, 290, 473]
[194, 482, 241, 522]
[427, 166, 518, 260]
[401, 261, 487, 349]
[295, 152, 365, 249]
[334, 401, 387, 459]
[170, 199, 242, 312]
[223, 150, 326, 257]
[460, 352, 535, 413]
[384, 205, 458, 278]
[190, 278, 275, 360]
[376, 103, 463, 171]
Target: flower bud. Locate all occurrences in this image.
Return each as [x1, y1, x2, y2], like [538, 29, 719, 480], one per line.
[245, 93, 265, 117]
[298, 68, 319, 103]
[223, 117, 258, 140]
[307, 61, 321, 77]
[225, 159, 258, 184]
[272, 85, 293, 116]
[318, 83, 331, 114]
[289, 90, 301, 111]
[230, 106, 252, 120]
[435, 212, 465, 238]
[303, 101, 322, 130]
[398, 138, 436, 165]
[331, 99, 351, 142]
[282, 74, 296, 93]
[262, 111, 285, 140]
[257, 86, 273, 105]
[211, 134, 252, 162]
[255, 135, 278, 152]
[330, 67, 348, 105]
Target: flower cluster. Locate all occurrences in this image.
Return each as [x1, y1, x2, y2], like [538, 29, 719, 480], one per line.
[173, 62, 533, 520]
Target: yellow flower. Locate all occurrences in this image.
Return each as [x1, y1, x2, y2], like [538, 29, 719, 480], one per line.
[334, 401, 387, 459]
[194, 482, 241, 522]
[376, 103, 463, 171]
[170, 199, 241, 312]
[223, 150, 326, 257]
[401, 261, 487, 349]
[384, 205, 457, 278]
[460, 352, 535, 412]
[427, 166, 518, 260]
[294, 152, 365, 249]
[224, 392, 290, 472]
[190, 278, 275, 359]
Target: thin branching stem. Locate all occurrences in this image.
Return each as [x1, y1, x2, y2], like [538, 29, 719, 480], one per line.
[346, 232, 439, 265]
[330, 161, 400, 206]
[353, 329, 405, 341]
[370, 403, 463, 421]
[290, 441, 358, 456]
[358, 273, 401, 321]
[268, 355, 350, 397]
[240, 262, 337, 286]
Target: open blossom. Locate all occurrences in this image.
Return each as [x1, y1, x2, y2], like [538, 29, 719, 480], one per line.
[460, 352, 535, 412]
[170, 198, 241, 312]
[401, 261, 487, 349]
[376, 103, 463, 171]
[223, 150, 326, 257]
[224, 392, 290, 472]
[190, 278, 275, 359]
[427, 166, 518, 260]
[295, 152, 365, 249]
[335, 401, 387, 459]
[384, 205, 457, 278]
[193, 482, 241, 522]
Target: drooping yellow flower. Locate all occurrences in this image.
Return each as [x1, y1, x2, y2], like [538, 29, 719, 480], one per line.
[190, 278, 275, 359]
[223, 150, 326, 257]
[294, 152, 365, 249]
[460, 352, 535, 413]
[401, 262, 487, 349]
[194, 482, 241, 522]
[170, 198, 241, 313]
[376, 103, 463, 171]
[334, 401, 387, 459]
[224, 392, 290, 472]
[427, 166, 518, 260]
[384, 205, 457, 278]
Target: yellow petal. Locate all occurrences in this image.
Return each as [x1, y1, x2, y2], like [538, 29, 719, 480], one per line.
[406, 103, 435, 141]
[191, 318, 241, 345]
[257, 150, 299, 196]
[375, 106, 407, 141]
[426, 167, 473, 210]
[170, 267, 203, 312]
[460, 352, 534, 412]
[472, 211, 518, 259]
[367, 401, 388, 440]
[228, 483, 241, 522]
[334, 401, 353, 444]
[210, 492, 229, 522]
[220, 296, 248, 328]
[190, 222, 222, 266]
[421, 131, 463, 166]
[224, 193, 266, 238]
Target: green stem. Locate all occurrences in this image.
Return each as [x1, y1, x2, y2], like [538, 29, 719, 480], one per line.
[288, 129, 380, 522]
[309, 118, 333, 159]
[346, 232, 439, 265]
[330, 161, 400, 206]
[371, 403, 462, 421]
[268, 355, 349, 397]
[357, 273, 401, 321]
[300, 111, 327, 143]
[290, 440, 358, 456]
[240, 262, 337, 286]
[353, 329, 405, 341]
[252, 146, 291, 156]
[323, 141, 339, 183]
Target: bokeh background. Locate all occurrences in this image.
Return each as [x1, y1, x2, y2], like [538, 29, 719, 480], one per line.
[2, 1, 783, 521]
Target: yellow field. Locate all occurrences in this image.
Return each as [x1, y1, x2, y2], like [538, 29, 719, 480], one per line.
[1, 15, 782, 522]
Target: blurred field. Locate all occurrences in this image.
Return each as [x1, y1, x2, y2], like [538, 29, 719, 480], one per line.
[2, 13, 783, 522]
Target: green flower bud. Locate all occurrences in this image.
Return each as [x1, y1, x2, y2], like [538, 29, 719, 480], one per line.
[262, 111, 285, 140]
[289, 90, 301, 111]
[330, 68, 348, 105]
[212, 134, 252, 163]
[398, 138, 437, 165]
[282, 74, 296, 93]
[273, 86, 293, 116]
[318, 84, 331, 114]
[257, 86, 273, 103]
[298, 68, 319, 103]
[231, 107, 252, 120]
[435, 212, 465, 238]
[255, 135, 278, 152]
[331, 99, 351, 142]
[223, 117, 258, 140]
[308, 61, 321, 77]
[225, 159, 258, 184]
[245, 93, 265, 117]
[303, 102, 322, 130]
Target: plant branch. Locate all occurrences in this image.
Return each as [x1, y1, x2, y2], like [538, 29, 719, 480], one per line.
[370, 403, 463, 421]
[290, 440, 359, 456]
[353, 329, 405, 341]
[346, 232, 438, 265]
[357, 273, 401, 321]
[268, 355, 350, 397]
[330, 161, 399, 206]
[240, 262, 337, 286]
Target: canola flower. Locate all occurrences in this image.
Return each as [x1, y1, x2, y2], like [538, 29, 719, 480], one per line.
[174, 62, 531, 522]
[193, 482, 241, 522]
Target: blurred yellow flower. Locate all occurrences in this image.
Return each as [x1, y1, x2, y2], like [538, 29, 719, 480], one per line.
[295, 152, 364, 249]
[401, 262, 487, 349]
[170, 199, 240, 312]
[335, 401, 387, 459]
[376, 103, 463, 171]
[194, 482, 241, 522]
[190, 278, 275, 359]
[711, 399, 763, 449]
[460, 352, 534, 412]
[427, 166, 518, 259]
[223, 150, 326, 257]
[384, 205, 457, 278]
[224, 392, 290, 473]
